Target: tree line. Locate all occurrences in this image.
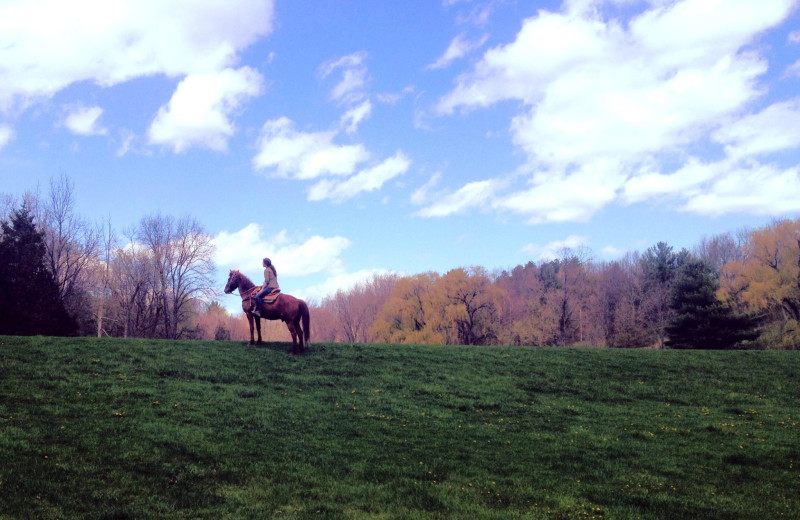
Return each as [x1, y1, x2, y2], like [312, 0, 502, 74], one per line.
[1, 175, 215, 339]
[313, 220, 799, 350]
[2, 175, 798, 348]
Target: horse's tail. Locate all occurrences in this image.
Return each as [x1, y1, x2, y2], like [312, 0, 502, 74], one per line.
[300, 300, 311, 345]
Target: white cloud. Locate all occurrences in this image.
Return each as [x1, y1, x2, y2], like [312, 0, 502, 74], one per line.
[497, 160, 625, 223]
[63, 105, 106, 135]
[308, 152, 411, 202]
[680, 162, 800, 216]
[440, 2, 781, 165]
[294, 268, 396, 303]
[214, 223, 352, 279]
[622, 99, 800, 212]
[376, 85, 416, 105]
[522, 235, 590, 261]
[253, 117, 370, 179]
[623, 157, 722, 204]
[0, 125, 12, 151]
[319, 52, 369, 105]
[148, 66, 263, 153]
[601, 245, 627, 258]
[410, 172, 443, 205]
[788, 29, 800, 44]
[255, 51, 403, 202]
[254, 115, 410, 202]
[340, 100, 373, 134]
[416, 178, 498, 217]
[433, 0, 798, 222]
[0, 0, 275, 112]
[786, 60, 800, 78]
[623, 155, 800, 216]
[427, 33, 489, 70]
[712, 98, 800, 159]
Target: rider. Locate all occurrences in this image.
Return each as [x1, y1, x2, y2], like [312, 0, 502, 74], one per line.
[253, 257, 280, 316]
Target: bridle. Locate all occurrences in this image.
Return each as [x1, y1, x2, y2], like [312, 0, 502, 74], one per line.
[225, 270, 259, 300]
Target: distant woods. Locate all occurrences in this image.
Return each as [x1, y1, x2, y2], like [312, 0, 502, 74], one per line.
[313, 222, 800, 350]
[2, 174, 798, 349]
[1, 174, 215, 339]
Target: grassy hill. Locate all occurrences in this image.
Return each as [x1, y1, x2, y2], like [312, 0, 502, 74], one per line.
[0, 336, 798, 519]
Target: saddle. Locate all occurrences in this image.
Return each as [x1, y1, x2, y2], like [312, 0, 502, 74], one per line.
[255, 289, 281, 304]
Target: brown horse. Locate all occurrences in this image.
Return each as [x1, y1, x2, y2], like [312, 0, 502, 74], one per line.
[224, 269, 310, 354]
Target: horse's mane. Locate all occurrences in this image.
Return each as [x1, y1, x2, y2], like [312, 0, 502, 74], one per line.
[233, 270, 257, 292]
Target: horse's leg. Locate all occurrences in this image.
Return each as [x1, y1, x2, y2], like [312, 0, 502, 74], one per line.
[255, 316, 263, 345]
[295, 316, 305, 353]
[286, 321, 298, 354]
[246, 313, 255, 345]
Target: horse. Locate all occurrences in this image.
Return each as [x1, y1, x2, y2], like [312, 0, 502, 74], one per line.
[223, 269, 310, 354]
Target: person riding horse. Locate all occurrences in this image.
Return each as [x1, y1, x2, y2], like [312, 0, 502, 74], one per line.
[224, 269, 309, 353]
[253, 257, 280, 317]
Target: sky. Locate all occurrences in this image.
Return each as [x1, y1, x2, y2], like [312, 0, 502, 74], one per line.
[1, 0, 800, 313]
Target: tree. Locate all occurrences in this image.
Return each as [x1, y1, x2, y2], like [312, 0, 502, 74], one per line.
[641, 242, 688, 348]
[94, 215, 116, 337]
[593, 255, 651, 348]
[496, 261, 546, 346]
[40, 173, 100, 334]
[0, 205, 76, 336]
[665, 258, 758, 349]
[441, 267, 504, 345]
[110, 236, 153, 337]
[695, 231, 745, 272]
[135, 214, 216, 339]
[371, 272, 446, 344]
[720, 219, 800, 348]
[323, 273, 398, 343]
[214, 325, 231, 341]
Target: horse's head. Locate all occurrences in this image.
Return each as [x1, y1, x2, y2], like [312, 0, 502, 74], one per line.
[224, 270, 240, 294]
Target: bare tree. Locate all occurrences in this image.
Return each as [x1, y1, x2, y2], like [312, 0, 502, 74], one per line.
[695, 232, 745, 271]
[111, 232, 152, 338]
[324, 273, 399, 342]
[95, 215, 116, 337]
[38, 174, 100, 333]
[136, 213, 215, 339]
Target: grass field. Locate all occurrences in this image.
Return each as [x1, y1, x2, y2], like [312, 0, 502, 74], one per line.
[0, 336, 798, 519]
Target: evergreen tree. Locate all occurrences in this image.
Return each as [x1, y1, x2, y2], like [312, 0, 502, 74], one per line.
[0, 206, 76, 336]
[214, 325, 231, 341]
[641, 242, 690, 347]
[665, 258, 758, 349]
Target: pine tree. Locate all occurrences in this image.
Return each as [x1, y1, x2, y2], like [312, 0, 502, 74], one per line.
[0, 206, 76, 336]
[665, 258, 758, 349]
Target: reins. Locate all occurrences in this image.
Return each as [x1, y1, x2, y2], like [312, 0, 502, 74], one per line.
[231, 272, 259, 300]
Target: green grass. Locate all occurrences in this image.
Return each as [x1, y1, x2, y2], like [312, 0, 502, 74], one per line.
[0, 336, 798, 519]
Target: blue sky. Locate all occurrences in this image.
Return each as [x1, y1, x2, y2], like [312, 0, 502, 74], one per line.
[1, 0, 799, 312]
